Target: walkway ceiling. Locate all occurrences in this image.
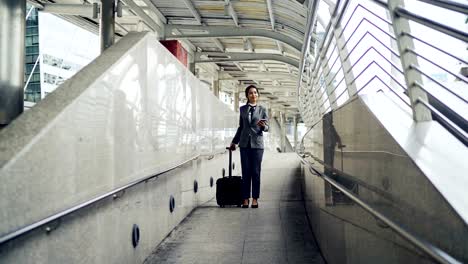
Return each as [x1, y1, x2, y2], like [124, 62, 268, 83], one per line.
[28, 0, 312, 114]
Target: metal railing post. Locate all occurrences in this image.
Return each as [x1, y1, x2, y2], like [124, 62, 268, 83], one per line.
[387, 0, 431, 122]
[321, 50, 338, 110]
[330, 0, 358, 98]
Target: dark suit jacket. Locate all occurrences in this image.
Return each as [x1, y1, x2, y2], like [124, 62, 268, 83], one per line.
[232, 104, 269, 149]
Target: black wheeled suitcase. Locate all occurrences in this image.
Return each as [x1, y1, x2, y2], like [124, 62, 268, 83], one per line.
[216, 148, 242, 207]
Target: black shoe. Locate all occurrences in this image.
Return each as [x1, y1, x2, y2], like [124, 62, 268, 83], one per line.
[251, 199, 258, 208]
[242, 204, 249, 208]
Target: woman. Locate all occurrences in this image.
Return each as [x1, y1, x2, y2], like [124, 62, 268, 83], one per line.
[230, 85, 269, 208]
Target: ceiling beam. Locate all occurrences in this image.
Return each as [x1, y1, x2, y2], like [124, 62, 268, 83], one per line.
[41, 3, 97, 18]
[266, 0, 275, 30]
[233, 62, 244, 71]
[243, 38, 254, 51]
[259, 61, 268, 72]
[164, 25, 302, 52]
[225, 0, 239, 26]
[171, 29, 196, 51]
[181, 0, 202, 24]
[121, 0, 162, 33]
[195, 52, 299, 68]
[218, 72, 297, 80]
[213, 38, 225, 52]
[140, 0, 167, 25]
[276, 41, 284, 54]
[197, 62, 220, 74]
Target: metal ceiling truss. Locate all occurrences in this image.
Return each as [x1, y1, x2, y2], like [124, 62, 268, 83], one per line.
[30, 0, 304, 113]
[218, 72, 297, 81]
[213, 38, 225, 52]
[164, 25, 302, 52]
[181, 0, 202, 24]
[140, 0, 167, 24]
[120, 0, 162, 33]
[195, 52, 299, 68]
[225, 0, 240, 27]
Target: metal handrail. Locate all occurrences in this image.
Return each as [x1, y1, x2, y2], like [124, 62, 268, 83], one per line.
[415, 97, 467, 146]
[316, 30, 403, 101]
[322, 74, 410, 114]
[334, 0, 349, 26]
[307, 3, 403, 112]
[298, 153, 462, 264]
[350, 59, 403, 88]
[324, 1, 394, 74]
[368, 0, 386, 9]
[424, 91, 468, 135]
[316, 41, 406, 104]
[0, 152, 223, 245]
[409, 64, 467, 104]
[394, 7, 468, 43]
[321, 59, 408, 111]
[324, 46, 341, 76]
[309, 0, 344, 79]
[313, 1, 466, 140]
[321, 0, 348, 61]
[416, 0, 468, 15]
[339, 3, 393, 40]
[298, 0, 321, 84]
[298, 0, 467, 128]
[341, 17, 396, 50]
[403, 32, 468, 65]
[405, 48, 468, 85]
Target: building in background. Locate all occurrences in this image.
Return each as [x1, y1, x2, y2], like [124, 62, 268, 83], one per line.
[23, 8, 99, 108]
[24, 4, 41, 104]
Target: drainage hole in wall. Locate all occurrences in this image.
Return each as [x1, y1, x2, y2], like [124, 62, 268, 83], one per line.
[132, 224, 140, 248]
[169, 195, 175, 213]
[194, 180, 198, 193]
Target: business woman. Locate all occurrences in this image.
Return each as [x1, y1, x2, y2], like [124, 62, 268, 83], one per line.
[230, 85, 269, 208]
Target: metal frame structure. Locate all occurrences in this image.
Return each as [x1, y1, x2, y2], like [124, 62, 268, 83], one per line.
[19, 0, 308, 118]
[297, 0, 467, 146]
[2, 0, 466, 135]
[0, 1, 466, 261]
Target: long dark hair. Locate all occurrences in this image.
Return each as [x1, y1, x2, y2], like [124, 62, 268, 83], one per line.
[244, 85, 260, 103]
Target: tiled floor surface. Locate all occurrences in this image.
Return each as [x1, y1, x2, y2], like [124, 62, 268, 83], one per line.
[144, 153, 325, 264]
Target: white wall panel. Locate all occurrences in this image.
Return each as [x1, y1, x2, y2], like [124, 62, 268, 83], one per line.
[0, 32, 237, 236]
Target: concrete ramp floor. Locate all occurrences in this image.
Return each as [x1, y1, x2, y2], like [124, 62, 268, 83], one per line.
[144, 153, 325, 264]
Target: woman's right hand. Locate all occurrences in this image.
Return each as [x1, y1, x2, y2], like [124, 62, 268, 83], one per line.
[229, 143, 236, 151]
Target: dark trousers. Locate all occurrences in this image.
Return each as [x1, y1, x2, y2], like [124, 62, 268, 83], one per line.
[240, 147, 264, 199]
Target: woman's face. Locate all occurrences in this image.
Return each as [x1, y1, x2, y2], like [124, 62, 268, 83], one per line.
[247, 88, 258, 104]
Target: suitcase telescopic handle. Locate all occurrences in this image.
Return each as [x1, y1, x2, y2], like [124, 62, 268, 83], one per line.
[225, 147, 232, 178]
